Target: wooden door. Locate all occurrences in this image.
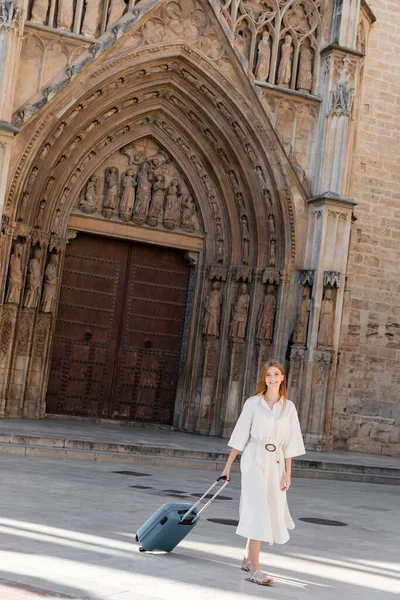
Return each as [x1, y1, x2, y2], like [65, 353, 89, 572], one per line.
[46, 233, 189, 423]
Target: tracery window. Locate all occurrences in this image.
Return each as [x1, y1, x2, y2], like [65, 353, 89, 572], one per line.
[220, 0, 324, 95]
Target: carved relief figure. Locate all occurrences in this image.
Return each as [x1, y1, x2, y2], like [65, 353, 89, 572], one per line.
[235, 20, 251, 59]
[230, 283, 250, 339]
[255, 31, 271, 81]
[277, 35, 293, 87]
[41, 253, 59, 314]
[35, 200, 46, 228]
[181, 195, 196, 233]
[268, 214, 275, 234]
[293, 287, 311, 345]
[79, 176, 98, 214]
[163, 179, 181, 230]
[297, 42, 313, 93]
[5, 243, 23, 304]
[269, 239, 276, 267]
[30, 0, 48, 24]
[102, 167, 118, 219]
[242, 238, 250, 265]
[217, 239, 224, 263]
[133, 161, 153, 224]
[203, 281, 223, 337]
[107, 0, 125, 27]
[147, 174, 166, 227]
[24, 248, 42, 309]
[81, 0, 100, 37]
[119, 169, 136, 222]
[256, 284, 276, 341]
[317, 288, 334, 347]
[57, 0, 74, 31]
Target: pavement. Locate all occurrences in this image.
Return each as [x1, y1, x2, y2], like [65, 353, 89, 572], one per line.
[0, 418, 399, 484]
[0, 454, 399, 600]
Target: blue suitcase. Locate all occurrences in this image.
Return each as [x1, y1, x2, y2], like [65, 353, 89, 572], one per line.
[136, 477, 229, 552]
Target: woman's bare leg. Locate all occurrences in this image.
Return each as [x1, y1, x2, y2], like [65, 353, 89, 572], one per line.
[244, 538, 262, 571]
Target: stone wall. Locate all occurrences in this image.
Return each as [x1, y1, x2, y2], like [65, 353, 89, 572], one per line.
[334, 0, 400, 456]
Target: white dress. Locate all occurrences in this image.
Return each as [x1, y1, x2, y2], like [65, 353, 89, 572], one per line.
[228, 394, 305, 545]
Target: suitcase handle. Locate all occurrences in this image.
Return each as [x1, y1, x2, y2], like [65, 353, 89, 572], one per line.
[179, 477, 230, 524]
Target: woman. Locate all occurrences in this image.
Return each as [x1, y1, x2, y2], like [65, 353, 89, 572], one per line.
[221, 360, 305, 586]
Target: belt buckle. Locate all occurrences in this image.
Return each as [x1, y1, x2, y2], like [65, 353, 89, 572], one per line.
[265, 443, 276, 452]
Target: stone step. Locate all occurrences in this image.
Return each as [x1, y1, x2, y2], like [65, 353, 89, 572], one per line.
[0, 434, 399, 484]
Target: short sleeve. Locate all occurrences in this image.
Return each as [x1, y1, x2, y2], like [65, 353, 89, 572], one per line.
[283, 403, 306, 459]
[227, 398, 255, 452]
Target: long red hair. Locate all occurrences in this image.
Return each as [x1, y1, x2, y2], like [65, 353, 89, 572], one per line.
[255, 360, 287, 413]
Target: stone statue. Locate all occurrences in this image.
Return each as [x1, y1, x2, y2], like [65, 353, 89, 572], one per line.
[293, 287, 311, 345]
[269, 238, 276, 267]
[5, 243, 23, 304]
[277, 35, 293, 87]
[297, 43, 313, 93]
[57, 0, 74, 31]
[268, 214, 275, 234]
[241, 215, 249, 238]
[41, 253, 59, 313]
[147, 175, 166, 227]
[217, 239, 224, 263]
[235, 21, 251, 59]
[119, 169, 136, 222]
[255, 31, 271, 81]
[35, 200, 46, 228]
[149, 150, 169, 170]
[102, 167, 118, 219]
[203, 281, 222, 337]
[230, 283, 250, 339]
[79, 176, 98, 214]
[181, 195, 196, 233]
[317, 288, 334, 347]
[164, 179, 181, 230]
[256, 284, 276, 341]
[81, 0, 100, 37]
[24, 248, 42, 309]
[30, 0, 48, 24]
[133, 161, 153, 225]
[242, 238, 250, 264]
[107, 0, 125, 27]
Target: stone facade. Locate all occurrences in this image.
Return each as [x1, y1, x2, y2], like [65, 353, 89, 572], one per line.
[0, 0, 398, 456]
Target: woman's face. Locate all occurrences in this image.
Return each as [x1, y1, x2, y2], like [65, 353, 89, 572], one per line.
[265, 366, 284, 390]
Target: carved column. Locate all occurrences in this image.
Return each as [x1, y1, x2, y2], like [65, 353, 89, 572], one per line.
[300, 193, 355, 450]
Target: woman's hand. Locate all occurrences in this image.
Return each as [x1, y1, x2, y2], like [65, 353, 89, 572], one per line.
[280, 473, 291, 491]
[220, 465, 231, 481]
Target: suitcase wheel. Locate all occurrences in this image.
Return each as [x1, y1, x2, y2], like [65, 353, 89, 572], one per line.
[135, 533, 139, 542]
[139, 547, 146, 552]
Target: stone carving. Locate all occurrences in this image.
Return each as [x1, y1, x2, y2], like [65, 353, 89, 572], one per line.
[269, 238, 276, 267]
[1, 214, 10, 234]
[204, 337, 218, 378]
[79, 176, 98, 214]
[102, 167, 119, 219]
[57, 0, 74, 31]
[300, 269, 314, 286]
[107, 0, 125, 28]
[133, 161, 153, 225]
[230, 283, 250, 339]
[328, 56, 355, 118]
[235, 20, 251, 59]
[147, 174, 166, 227]
[0, 309, 13, 355]
[81, 0, 100, 37]
[268, 214, 275, 234]
[242, 238, 250, 265]
[41, 253, 59, 314]
[256, 284, 276, 342]
[293, 286, 311, 346]
[181, 195, 196, 233]
[277, 35, 293, 87]
[24, 247, 42, 309]
[255, 30, 271, 81]
[164, 179, 181, 230]
[324, 270, 341, 288]
[17, 312, 33, 356]
[317, 288, 334, 347]
[5, 242, 23, 304]
[119, 169, 136, 222]
[30, 0, 48, 25]
[297, 42, 313, 93]
[35, 200, 46, 228]
[203, 281, 223, 337]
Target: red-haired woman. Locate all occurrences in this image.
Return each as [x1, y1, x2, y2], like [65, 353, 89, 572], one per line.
[221, 360, 305, 586]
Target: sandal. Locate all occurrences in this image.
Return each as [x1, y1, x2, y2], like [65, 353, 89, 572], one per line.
[245, 570, 274, 586]
[241, 559, 252, 572]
